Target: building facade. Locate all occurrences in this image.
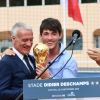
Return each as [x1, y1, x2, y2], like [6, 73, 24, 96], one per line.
[0, 0, 100, 71]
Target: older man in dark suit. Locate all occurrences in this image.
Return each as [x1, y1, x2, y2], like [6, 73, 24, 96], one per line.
[0, 22, 37, 100]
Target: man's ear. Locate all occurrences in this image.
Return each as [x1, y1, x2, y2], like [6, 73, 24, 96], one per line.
[59, 32, 63, 41]
[11, 35, 16, 41]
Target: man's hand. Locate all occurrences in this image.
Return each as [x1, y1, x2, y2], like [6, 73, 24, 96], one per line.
[36, 64, 51, 79]
[2, 48, 15, 56]
[87, 48, 100, 66]
[0, 48, 15, 59]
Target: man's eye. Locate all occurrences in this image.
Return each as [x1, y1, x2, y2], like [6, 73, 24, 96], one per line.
[23, 40, 27, 42]
[43, 33, 48, 35]
[52, 33, 56, 35]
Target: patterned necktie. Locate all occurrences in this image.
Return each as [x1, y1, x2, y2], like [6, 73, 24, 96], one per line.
[24, 55, 34, 74]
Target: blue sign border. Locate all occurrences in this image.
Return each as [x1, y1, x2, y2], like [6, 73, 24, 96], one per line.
[23, 77, 100, 100]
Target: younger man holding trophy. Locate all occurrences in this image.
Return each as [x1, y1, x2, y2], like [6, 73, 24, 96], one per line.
[39, 18, 78, 79]
[36, 18, 78, 100]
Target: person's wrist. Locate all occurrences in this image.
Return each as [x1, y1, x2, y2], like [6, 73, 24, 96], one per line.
[43, 72, 52, 79]
[1, 52, 5, 58]
[96, 60, 100, 66]
[0, 55, 2, 59]
[0, 53, 3, 59]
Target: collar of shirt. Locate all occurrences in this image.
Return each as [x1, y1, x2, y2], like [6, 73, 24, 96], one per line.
[12, 47, 24, 60]
[12, 47, 34, 70]
[59, 42, 67, 54]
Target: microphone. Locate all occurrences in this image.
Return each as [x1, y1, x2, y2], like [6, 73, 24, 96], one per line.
[36, 30, 80, 79]
[72, 30, 80, 44]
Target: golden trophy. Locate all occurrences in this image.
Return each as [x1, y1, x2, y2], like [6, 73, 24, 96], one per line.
[33, 43, 49, 67]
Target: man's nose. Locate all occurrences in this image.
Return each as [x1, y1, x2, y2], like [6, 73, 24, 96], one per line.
[48, 34, 53, 39]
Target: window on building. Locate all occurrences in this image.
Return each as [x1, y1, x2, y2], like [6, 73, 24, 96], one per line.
[0, 31, 12, 52]
[0, 0, 6, 7]
[9, 0, 24, 7]
[45, 0, 60, 5]
[0, 39, 12, 52]
[27, 0, 42, 6]
[94, 36, 100, 48]
[94, 29, 100, 48]
[82, 0, 97, 3]
[66, 30, 83, 50]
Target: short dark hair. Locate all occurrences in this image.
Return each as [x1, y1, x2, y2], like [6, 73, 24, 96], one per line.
[40, 18, 62, 35]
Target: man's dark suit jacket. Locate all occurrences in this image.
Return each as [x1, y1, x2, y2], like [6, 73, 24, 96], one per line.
[0, 54, 37, 100]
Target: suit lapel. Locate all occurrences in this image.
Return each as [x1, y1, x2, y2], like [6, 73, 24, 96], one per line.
[14, 55, 30, 75]
[15, 54, 37, 78]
